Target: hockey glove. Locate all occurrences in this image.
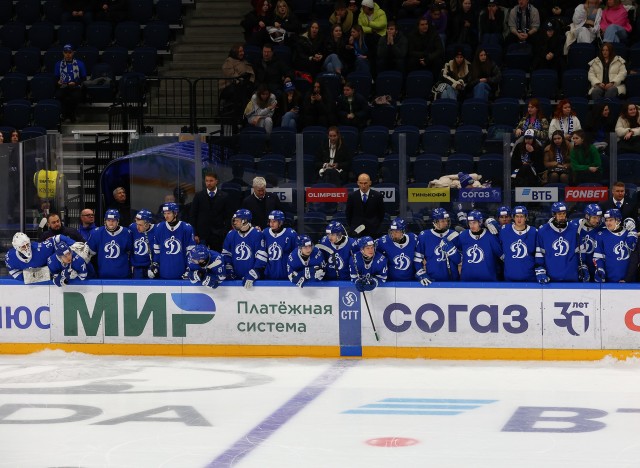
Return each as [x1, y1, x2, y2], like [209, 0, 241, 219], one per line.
[314, 266, 325, 280]
[147, 262, 159, 279]
[578, 264, 590, 283]
[202, 274, 220, 289]
[243, 269, 259, 289]
[594, 268, 606, 283]
[457, 211, 467, 223]
[225, 263, 235, 280]
[627, 235, 638, 252]
[440, 239, 457, 256]
[362, 277, 378, 291]
[296, 277, 306, 288]
[419, 276, 432, 287]
[624, 217, 636, 232]
[535, 267, 550, 284]
[189, 269, 203, 284]
[354, 278, 367, 292]
[52, 273, 67, 287]
[485, 218, 499, 235]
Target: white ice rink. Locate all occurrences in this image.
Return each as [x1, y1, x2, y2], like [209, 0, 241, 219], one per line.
[1, 352, 640, 468]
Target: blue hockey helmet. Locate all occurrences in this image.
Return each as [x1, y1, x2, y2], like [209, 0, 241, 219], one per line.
[604, 208, 622, 220]
[268, 210, 285, 223]
[135, 209, 153, 223]
[389, 217, 407, 232]
[467, 210, 483, 222]
[162, 202, 179, 214]
[233, 208, 252, 222]
[326, 221, 346, 236]
[513, 205, 528, 217]
[584, 203, 603, 217]
[104, 209, 120, 221]
[551, 202, 567, 214]
[297, 234, 313, 248]
[55, 241, 71, 258]
[189, 244, 210, 264]
[358, 236, 376, 250]
[431, 208, 450, 221]
[496, 206, 512, 218]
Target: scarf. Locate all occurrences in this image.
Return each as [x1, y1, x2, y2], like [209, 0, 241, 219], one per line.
[516, 5, 531, 32]
[559, 116, 574, 136]
[59, 59, 81, 84]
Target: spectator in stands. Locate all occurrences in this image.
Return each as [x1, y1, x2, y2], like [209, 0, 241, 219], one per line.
[449, 0, 479, 52]
[346, 173, 385, 237]
[10, 130, 18, 144]
[511, 129, 544, 187]
[533, 21, 564, 78]
[600, 0, 631, 44]
[377, 20, 408, 73]
[584, 102, 616, 151]
[358, 0, 388, 73]
[439, 47, 470, 100]
[55, 44, 87, 124]
[549, 99, 582, 145]
[300, 79, 335, 127]
[242, 176, 283, 229]
[407, 17, 444, 76]
[506, 0, 540, 47]
[397, 0, 427, 20]
[346, 25, 371, 75]
[241, 0, 273, 46]
[324, 24, 349, 76]
[336, 81, 369, 129]
[61, 0, 93, 25]
[244, 83, 277, 134]
[564, 0, 602, 54]
[514, 98, 550, 145]
[272, 0, 301, 41]
[423, 3, 448, 47]
[467, 47, 500, 101]
[280, 81, 302, 130]
[39, 211, 84, 242]
[190, 170, 231, 253]
[615, 101, 640, 152]
[330, 1, 355, 34]
[588, 42, 627, 100]
[478, 0, 505, 45]
[543, 130, 572, 184]
[348, 0, 359, 16]
[221, 44, 256, 90]
[107, 186, 133, 226]
[602, 181, 638, 220]
[94, 0, 127, 25]
[254, 43, 293, 97]
[77, 208, 96, 241]
[316, 126, 353, 185]
[295, 21, 326, 78]
[570, 129, 602, 184]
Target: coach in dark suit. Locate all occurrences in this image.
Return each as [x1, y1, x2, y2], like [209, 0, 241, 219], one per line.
[346, 173, 385, 237]
[241, 176, 283, 229]
[190, 170, 230, 252]
[601, 181, 638, 221]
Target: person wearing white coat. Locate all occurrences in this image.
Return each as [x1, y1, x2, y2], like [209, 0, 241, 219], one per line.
[588, 42, 627, 100]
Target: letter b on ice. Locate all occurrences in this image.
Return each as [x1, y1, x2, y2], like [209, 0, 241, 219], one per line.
[502, 406, 607, 433]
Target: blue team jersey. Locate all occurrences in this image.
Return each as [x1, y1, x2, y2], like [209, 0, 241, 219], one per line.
[594, 229, 635, 282]
[349, 251, 388, 283]
[499, 224, 537, 282]
[570, 218, 604, 279]
[5, 239, 55, 281]
[459, 229, 503, 282]
[536, 221, 580, 282]
[152, 221, 195, 279]
[47, 251, 95, 283]
[318, 235, 358, 280]
[222, 227, 268, 278]
[87, 226, 132, 279]
[263, 227, 297, 280]
[414, 229, 462, 282]
[376, 233, 418, 281]
[187, 248, 226, 284]
[129, 223, 155, 268]
[286, 247, 326, 284]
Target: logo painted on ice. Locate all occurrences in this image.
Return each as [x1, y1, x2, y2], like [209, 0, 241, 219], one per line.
[104, 240, 121, 258]
[614, 240, 630, 261]
[392, 252, 412, 271]
[267, 242, 283, 260]
[554, 302, 589, 336]
[134, 237, 149, 256]
[164, 236, 182, 255]
[510, 239, 528, 259]
[342, 291, 357, 307]
[552, 236, 570, 256]
[466, 244, 484, 264]
[343, 398, 497, 416]
[235, 242, 252, 261]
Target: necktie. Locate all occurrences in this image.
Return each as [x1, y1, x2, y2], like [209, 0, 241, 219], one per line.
[362, 193, 367, 203]
[616, 201, 622, 209]
[209, 191, 215, 199]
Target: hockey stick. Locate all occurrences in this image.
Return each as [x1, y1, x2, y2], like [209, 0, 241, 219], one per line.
[440, 230, 459, 280]
[316, 243, 340, 279]
[351, 251, 380, 342]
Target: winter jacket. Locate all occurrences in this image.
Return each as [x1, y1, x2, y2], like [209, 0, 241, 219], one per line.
[588, 55, 627, 97]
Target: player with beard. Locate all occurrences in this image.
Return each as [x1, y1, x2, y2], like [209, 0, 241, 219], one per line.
[263, 210, 297, 280]
[87, 209, 132, 279]
[414, 208, 461, 285]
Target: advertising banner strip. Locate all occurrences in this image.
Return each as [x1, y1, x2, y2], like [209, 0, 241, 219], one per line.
[338, 286, 362, 356]
[305, 188, 348, 203]
[564, 186, 608, 202]
[457, 188, 502, 203]
[407, 187, 450, 202]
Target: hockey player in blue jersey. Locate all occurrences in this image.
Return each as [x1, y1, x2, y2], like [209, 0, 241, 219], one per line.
[484, 206, 511, 237]
[148, 202, 195, 280]
[317, 221, 358, 281]
[350, 236, 388, 291]
[129, 209, 155, 279]
[593, 208, 637, 283]
[6, 232, 59, 282]
[222, 208, 268, 289]
[376, 218, 418, 282]
[570, 203, 604, 282]
[459, 210, 503, 282]
[263, 210, 297, 280]
[286, 234, 326, 287]
[499, 205, 537, 282]
[87, 209, 132, 279]
[535, 202, 582, 283]
[47, 240, 95, 286]
[187, 244, 226, 288]
[414, 208, 461, 285]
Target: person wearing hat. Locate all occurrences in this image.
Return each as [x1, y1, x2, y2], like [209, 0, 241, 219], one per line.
[358, 0, 387, 73]
[532, 21, 564, 78]
[479, 0, 505, 45]
[438, 47, 470, 100]
[511, 128, 544, 187]
[280, 80, 302, 130]
[54, 44, 87, 123]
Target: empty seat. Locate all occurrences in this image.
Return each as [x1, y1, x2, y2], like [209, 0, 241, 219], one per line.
[14, 47, 41, 75]
[360, 125, 389, 157]
[399, 98, 429, 128]
[460, 98, 489, 128]
[28, 21, 56, 51]
[430, 98, 458, 127]
[114, 20, 141, 49]
[86, 21, 113, 50]
[405, 70, 433, 100]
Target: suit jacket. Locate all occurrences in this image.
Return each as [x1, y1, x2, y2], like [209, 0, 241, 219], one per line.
[601, 197, 638, 221]
[315, 140, 353, 184]
[241, 192, 283, 229]
[190, 189, 231, 252]
[345, 189, 385, 237]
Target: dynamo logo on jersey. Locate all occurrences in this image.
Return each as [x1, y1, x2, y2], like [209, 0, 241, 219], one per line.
[104, 240, 121, 259]
[614, 240, 631, 261]
[164, 236, 182, 255]
[581, 234, 596, 255]
[466, 244, 484, 264]
[552, 236, 570, 256]
[342, 291, 357, 307]
[510, 239, 528, 259]
[267, 242, 283, 260]
[328, 252, 345, 270]
[393, 252, 412, 271]
[434, 244, 447, 262]
[134, 237, 149, 256]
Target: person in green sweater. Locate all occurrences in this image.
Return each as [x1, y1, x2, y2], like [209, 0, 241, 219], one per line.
[570, 129, 602, 184]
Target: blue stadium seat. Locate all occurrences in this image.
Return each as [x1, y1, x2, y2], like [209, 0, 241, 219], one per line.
[351, 154, 379, 181]
[380, 155, 402, 185]
[238, 127, 268, 156]
[0, 21, 27, 50]
[19, 126, 46, 140]
[273, 44, 292, 66]
[453, 125, 484, 156]
[228, 153, 255, 173]
[499, 69, 527, 99]
[32, 98, 61, 130]
[476, 153, 504, 186]
[0, 0, 13, 24]
[0, 47, 11, 75]
[28, 21, 56, 51]
[256, 153, 287, 180]
[482, 43, 502, 67]
[287, 153, 316, 184]
[491, 97, 520, 126]
[360, 125, 389, 157]
[155, 0, 182, 25]
[505, 43, 532, 71]
[14, 47, 41, 75]
[242, 44, 261, 68]
[118, 71, 145, 104]
[302, 125, 327, 155]
[84, 63, 115, 103]
[616, 154, 640, 184]
[2, 99, 31, 129]
[131, 46, 157, 75]
[405, 70, 433, 100]
[15, 0, 41, 25]
[56, 22, 83, 49]
[569, 96, 589, 123]
[422, 125, 450, 156]
[444, 153, 474, 174]
[530, 69, 558, 100]
[485, 124, 512, 153]
[114, 20, 141, 50]
[370, 103, 397, 129]
[346, 71, 372, 99]
[375, 70, 403, 102]
[101, 46, 130, 76]
[128, 0, 154, 24]
[337, 125, 359, 154]
[75, 45, 99, 75]
[399, 98, 428, 128]
[391, 125, 420, 156]
[43, 0, 62, 23]
[269, 127, 296, 158]
[430, 98, 458, 127]
[0, 73, 29, 101]
[630, 41, 640, 70]
[143, 20, 170, 51]
[562, 69, 590, 98]
[43, 46, 63, 73]
[626, 73, 640, 98]
[535, 97, 552, 121]
[567, 43, 597, 71]
[317, 72, 341, 99]
[412, 153, 442, 183]
[30, 72, 57, 102]
[86, 21, 113, 50]
[460, 98, 488, 128]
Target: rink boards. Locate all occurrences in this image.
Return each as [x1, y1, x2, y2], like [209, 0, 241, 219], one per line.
[1, 279, 640, 360]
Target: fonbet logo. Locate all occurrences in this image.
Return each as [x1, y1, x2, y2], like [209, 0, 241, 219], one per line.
[64, 292, 215, 338]
[342, 291, 357, 307]
[553, 302, 589, 336]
